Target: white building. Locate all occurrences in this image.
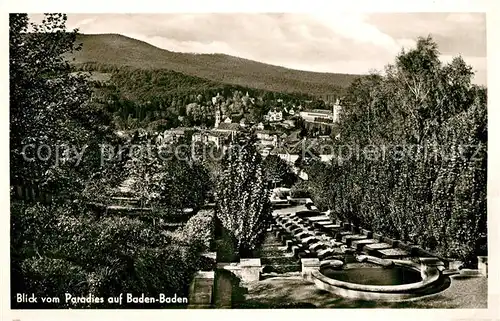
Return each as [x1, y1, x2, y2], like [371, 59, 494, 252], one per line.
[192, 123, 239, 150]
[276, 152, 299, 165]
[212, 92, 223, 105]
[299, 109, 333, 123]
[256, 130, 278, 147]
[260, 146, 273, 158]
[156, 128, 186, 145]
[266, 109, 283, 122]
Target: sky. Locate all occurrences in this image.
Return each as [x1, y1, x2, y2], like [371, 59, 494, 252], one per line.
[30, 13, 487, 85]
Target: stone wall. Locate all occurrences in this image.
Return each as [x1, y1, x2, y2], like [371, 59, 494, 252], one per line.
[188, 271, 215, 308]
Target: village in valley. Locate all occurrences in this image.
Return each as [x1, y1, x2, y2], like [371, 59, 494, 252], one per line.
[140, 91, 342, 165]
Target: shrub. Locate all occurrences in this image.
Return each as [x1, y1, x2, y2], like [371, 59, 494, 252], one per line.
[11, 201, 207, 308]
[171, 209, 215, 250]
[290, 181, 311, 199]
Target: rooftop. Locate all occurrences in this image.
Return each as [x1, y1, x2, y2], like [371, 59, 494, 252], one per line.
[208, 130, 232, 138]
[256, 130, 278, 135]
[216, 123, 241, 131]
[304, 109, 333, 115]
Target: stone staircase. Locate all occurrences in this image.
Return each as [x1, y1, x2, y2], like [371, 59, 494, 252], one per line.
[259, 231, 301, 275]
[271, 209, 420, 270]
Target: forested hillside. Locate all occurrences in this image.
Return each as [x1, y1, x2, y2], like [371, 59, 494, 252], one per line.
[78, 63, 332, 130]
[70, 33, 357, 96]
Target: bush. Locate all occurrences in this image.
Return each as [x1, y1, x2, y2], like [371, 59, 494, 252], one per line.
[18, 257, 90, 308]
[290, 182, 311, 199]
[171, 209, 215, 250]
[11, 201, 207, 308]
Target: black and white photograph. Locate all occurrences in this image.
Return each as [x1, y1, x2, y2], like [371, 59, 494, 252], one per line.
[6, 4, 494, 318]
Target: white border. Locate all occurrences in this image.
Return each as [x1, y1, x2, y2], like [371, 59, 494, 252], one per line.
[1, 1, 498, 321]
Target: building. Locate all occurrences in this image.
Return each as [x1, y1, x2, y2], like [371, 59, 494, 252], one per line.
[215, 122, 240, 133]
[210, 123, 240, 149]
[191, 132, 205, 144]
[266, 109, 283, 122]
[271, 146, 299, 165]
[207, 131, 232, 149]
[299, 109, 334, 123]
[212, 92, 223, 105]
[192, 127, 238, 150]
[259, 145, 273, 158]
[193, 106, 241, 151]
[256, 130, 278, 147]
[215, 108, 221, 128]
[156, 128, 186, 145]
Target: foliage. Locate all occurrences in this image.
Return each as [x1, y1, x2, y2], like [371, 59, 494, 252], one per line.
[171, 210, 215, 251]
[80, 61, 329, 130]
[262, 154, 297, 187]
[124, 140, 212, 213]
[9, 14, 211, 308]
[289, 180, 312, 199]
[304, 36, 487, 261]
[71, 33, 354, 96]
[9, 14, 126, 203]
[215, 133, 272, 256]
[11, 201, 205, 308]
[299, 160, 335, 209]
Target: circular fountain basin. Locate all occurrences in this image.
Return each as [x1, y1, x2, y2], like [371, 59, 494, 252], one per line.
[322, 263, 421, 286]
[312, 260, 450, 301]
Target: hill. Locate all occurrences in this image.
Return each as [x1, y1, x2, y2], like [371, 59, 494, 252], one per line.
[70, 34, 359, 97]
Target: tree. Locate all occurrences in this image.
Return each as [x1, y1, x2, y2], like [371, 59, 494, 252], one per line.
[262, 154, 297, 188]
[10, 14, 210, 308]
[215, 133, 272, 257]
[125, 140, 211, 214]
[10, 13, 124, 202]
[303, 35, 487, 262]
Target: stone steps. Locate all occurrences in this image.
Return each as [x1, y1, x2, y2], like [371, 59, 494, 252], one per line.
[363, 242, 393, 255]
[341, 234, 367, 245]
[260, 231, 301, 275]
[263, 264, 301, 274]
[274, 208, 452, 274]
[335, 231, 352, 241]
[351, 239, 378, 251]
[261, 256, 298, 265]
[322, 224, 342, 231]
[376, 248, 410, 259]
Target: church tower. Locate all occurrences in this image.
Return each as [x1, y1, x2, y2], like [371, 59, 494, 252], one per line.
[215, 105, 221, 128]
[333, 98, 341, 123]
[213, 92, 223, 128]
